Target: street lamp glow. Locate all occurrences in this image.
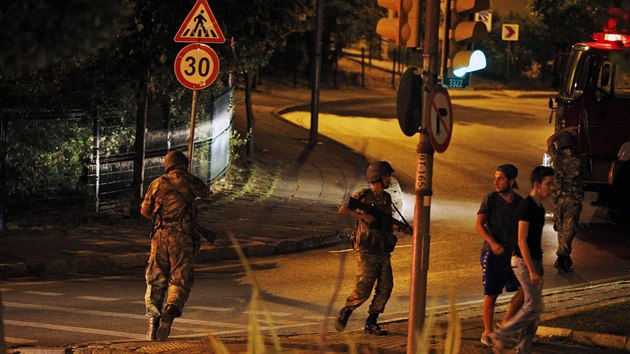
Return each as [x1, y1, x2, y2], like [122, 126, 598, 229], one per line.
[453, 50, 487, 77]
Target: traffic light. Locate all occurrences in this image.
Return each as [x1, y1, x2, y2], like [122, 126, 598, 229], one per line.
[376, 0, 421, 48]
[445, 0, 489, 81]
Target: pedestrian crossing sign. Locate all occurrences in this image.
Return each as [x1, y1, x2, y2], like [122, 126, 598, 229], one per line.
[174, 0, 225, 43]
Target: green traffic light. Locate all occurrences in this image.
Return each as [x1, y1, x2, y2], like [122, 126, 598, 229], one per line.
[453, 50, 486, 77]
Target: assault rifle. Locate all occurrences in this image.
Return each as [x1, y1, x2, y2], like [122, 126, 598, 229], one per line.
[195, 224, 217, 244]
[347, 197, 410, 233]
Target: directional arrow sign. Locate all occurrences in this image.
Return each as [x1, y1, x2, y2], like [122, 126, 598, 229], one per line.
[502, 24, 519, 41]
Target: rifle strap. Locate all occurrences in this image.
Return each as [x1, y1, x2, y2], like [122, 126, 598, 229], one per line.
[391, 201, 410, 228]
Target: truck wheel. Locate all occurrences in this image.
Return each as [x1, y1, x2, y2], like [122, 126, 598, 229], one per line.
[612, 161, 630, 229]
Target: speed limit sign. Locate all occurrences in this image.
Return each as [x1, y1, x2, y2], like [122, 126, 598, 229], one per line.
[174, 43, 220, 90]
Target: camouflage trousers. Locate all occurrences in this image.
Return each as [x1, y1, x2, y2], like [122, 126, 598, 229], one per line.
[145, 227, 195, 318]
[553, 197, 583, 257]
[344, 251, 393, 314]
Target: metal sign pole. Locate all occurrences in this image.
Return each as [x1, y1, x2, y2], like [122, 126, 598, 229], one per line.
[407, 0, 440, 352]
[188, 90, 198, 172]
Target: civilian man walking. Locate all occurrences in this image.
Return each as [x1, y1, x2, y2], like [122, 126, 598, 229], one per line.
[476, 164, 524, 346]
[489, 166, 555, 354]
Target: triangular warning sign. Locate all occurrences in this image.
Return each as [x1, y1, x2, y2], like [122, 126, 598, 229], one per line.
[174, 0, 225, 44]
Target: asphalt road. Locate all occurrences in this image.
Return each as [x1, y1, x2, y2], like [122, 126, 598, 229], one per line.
[2, 93, 629, 348]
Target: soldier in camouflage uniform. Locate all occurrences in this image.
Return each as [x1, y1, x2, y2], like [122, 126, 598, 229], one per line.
[547, 127, 585, 272]
[335, 161, 412, 335]
[140, 151, 210, 341]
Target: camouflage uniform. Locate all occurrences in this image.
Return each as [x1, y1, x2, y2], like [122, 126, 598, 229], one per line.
[345, 188, 396, 313]
[549, 144, 584, 258]
[141, 170, 210, 318]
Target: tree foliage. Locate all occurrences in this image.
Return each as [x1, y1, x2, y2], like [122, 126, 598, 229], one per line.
[479, 0, 630, 83]
[0, 0, 128, 78]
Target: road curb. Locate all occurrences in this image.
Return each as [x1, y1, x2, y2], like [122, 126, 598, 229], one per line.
[537, 325, 630, 352]
[0, 233, 349, 279]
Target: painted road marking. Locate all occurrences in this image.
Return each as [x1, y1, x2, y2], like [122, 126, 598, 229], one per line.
[4, 320, 147, 339]
[187, 305, 234, 312]
[76, 296, 120, 302]
[7, 275, 131, 287]
[3, 301, 247, 329]
[24, 291, 64, 296]
[243, 310, 292, 317]
[4, 336, 38, 344]
[329, 244, 412, 253]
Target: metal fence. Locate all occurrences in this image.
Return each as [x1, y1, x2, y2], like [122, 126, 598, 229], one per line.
[0, 87, 234, 219]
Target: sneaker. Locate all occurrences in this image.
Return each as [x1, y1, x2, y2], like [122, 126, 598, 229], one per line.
[480, 334, 491, 347]
[486, 334, 505, 353]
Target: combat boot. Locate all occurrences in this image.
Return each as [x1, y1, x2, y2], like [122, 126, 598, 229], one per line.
[156, 305, 179, 341]
[335, 307, 353, 332]
[566, 255, 573, 269]
[554, 254, 572, 272]
[364, 312, 388, 336]
[147, 315, 160, 340]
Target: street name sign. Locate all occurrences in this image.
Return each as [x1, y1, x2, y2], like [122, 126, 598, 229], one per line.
[426, 86, 453, 153]
[174, 43, 220, 90]
[174, 0, 225, 43]
[502, 24, 519, 41]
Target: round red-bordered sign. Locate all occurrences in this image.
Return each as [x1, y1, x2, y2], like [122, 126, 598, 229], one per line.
[174, 43, 220, 90]
[426, 86, 453, 153]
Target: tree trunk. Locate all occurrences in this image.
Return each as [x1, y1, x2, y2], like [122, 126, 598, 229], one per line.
[245, 71, 255, 157]
[129, 78, 149, 217]
[0, 291, 5, 353]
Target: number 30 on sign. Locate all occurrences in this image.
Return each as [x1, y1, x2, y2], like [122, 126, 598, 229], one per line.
[174, 43, 220, 90]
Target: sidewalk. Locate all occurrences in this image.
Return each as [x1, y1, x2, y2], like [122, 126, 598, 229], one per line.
[0, 85, 388, 279]
[2, 81, 629, 353]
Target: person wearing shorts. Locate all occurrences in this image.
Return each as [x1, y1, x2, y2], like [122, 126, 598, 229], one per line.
[476, 164, 525, 346]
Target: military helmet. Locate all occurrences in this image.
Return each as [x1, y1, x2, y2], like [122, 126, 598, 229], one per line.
[555, 134, 577, 150]
[366, 161, 394, 183]
[164, 151, 189, 172]
[379, 160, 395, 174]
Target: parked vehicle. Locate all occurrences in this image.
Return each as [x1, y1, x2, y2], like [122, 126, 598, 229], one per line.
[547, 31, 630, 222]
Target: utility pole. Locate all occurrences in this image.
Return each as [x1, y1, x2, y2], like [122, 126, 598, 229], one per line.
[310, 0, 324, 145]
[407, 0, 440, 353]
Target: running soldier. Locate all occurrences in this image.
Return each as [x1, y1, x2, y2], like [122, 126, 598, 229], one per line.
[335, 161, 412, 335]
[141, 151, 211, 341]
[547, 127, 585, 272]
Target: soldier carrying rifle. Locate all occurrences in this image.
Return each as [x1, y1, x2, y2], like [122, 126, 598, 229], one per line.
[140, 151, 216, 341]
[335, 161, 412, 335]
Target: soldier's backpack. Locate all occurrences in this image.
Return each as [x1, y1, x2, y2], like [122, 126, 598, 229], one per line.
[150, 175, 217, 246]
[151, 176, 195, 234]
